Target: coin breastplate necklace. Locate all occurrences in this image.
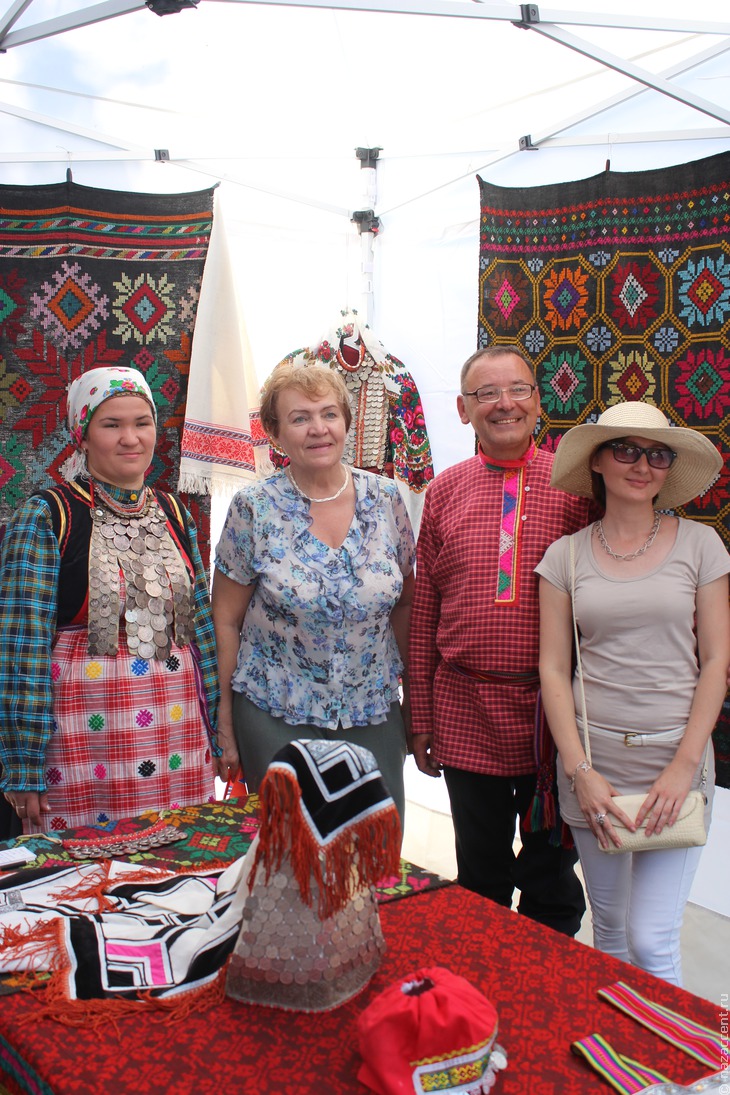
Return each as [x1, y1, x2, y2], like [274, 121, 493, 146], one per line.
[87, 480, 194, 660]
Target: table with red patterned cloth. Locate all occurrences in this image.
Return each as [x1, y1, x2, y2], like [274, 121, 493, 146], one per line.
[0, 807, 722, 1095]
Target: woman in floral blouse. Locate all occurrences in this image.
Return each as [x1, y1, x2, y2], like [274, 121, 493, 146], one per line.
[212, 363, 415, 822]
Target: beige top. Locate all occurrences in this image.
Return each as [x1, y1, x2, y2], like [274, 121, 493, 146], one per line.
[538, 518, 730, 735]
[536, 519, 729, 826]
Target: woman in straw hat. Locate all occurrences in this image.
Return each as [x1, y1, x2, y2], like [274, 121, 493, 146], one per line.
[536, 400, 729, 985]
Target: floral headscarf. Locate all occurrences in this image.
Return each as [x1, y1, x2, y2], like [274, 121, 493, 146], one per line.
[67, 367, 156, 445]
[61, 367, 157, 481]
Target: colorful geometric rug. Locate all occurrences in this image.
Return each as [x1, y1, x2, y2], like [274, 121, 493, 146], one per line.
[478, 149, 730, 787]
[0, 180, 214, 561]
[0, 799, 450, 901]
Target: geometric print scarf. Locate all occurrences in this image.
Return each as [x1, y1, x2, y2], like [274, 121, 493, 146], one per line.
[0, 856, 248, 1001]
[478, 149, 730, 786]
[0, 180, 214, 560]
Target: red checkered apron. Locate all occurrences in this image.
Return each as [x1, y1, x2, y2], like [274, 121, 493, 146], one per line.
[33, 626, 216, 833]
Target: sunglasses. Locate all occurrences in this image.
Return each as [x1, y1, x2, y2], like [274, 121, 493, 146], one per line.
[602, 440, 677, 470]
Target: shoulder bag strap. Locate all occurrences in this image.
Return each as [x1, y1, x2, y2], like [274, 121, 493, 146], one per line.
[570, 534, 592, 768]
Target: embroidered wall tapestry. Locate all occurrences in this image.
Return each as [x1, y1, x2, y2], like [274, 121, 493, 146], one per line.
[0, 180, 214, 562]
[477, 149, 730, 787]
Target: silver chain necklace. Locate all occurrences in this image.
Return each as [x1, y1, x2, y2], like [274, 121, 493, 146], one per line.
[595, 511, 661, 561]
[288, 464, 350, 502]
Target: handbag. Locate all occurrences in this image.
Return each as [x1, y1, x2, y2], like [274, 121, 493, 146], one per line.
[602, 791, 706, 853]
[568, 535, 708, 855]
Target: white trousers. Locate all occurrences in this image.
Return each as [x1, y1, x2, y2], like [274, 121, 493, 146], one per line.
[572, 826, 704, 987]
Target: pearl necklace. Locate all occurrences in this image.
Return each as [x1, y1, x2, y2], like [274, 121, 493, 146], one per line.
[595, 512, 661, 561]
[288, 464, 350, 503]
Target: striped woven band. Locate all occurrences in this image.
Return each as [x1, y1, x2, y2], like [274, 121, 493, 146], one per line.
[571, 1033, 670, 1094]
[598, 982, 722, 1068]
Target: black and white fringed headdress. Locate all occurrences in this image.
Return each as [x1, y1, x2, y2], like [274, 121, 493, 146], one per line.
[250, 738, 401, 919]
[226, 739, 401, 1012]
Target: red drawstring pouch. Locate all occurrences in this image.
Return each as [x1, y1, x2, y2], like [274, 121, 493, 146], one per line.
[357, 966, 507, 1094]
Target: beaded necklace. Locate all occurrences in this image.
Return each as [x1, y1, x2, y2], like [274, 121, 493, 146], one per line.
[92, 478, 151, 518]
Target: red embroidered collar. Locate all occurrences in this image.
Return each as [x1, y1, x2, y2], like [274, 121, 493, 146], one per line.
[478, 439, 536, 471]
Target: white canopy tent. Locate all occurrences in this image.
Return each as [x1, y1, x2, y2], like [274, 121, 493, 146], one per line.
[2, 0, 730, 916]
[1, 3, 729, 469]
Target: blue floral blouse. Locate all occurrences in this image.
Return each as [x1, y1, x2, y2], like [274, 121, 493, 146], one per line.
[214, 469, 416, 729]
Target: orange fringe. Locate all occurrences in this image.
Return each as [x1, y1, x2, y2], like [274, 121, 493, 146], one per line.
[251, 768, 402, 920]
[24, 962, 229, 1031]
[0, 917, 68, 979]
[51, 862, 175, 913]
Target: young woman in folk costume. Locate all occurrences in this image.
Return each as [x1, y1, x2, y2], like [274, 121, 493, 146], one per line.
[0, 366, 237, 834]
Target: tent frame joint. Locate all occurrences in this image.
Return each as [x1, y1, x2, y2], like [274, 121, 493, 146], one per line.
[515, 3, 540, 28]
[355, 147, 381, 169]
[351, 209, 380, 235]
[518, 134, 539, 151]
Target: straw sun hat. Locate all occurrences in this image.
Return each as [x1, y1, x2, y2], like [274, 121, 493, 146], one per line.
[550, 402, 722, 510]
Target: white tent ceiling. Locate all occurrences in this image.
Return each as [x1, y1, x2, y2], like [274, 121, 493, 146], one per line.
[1, 0, 730, 472]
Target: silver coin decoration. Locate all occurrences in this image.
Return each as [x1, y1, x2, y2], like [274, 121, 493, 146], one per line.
[226, 860, 385, 1011]
[338, 362, 388, 473]
[87, 484, 195, 660]
[65, 825, 188, 860]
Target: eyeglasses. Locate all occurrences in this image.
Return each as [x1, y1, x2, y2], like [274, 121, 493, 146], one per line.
[462, 383, 537, 404]
[602, 441, 677, 470]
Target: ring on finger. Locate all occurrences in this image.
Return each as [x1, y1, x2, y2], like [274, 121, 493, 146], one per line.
[594, 812, 606, 826]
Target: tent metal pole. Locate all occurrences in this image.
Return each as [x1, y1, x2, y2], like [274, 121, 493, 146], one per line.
[0, 98, 151, 151]
[0, 0, 145, 48]
[523, 37, 730, 145]
[524, 21, 730, 126]
[353, 148, 381, 327]
[3, 0, 728, 51]
[377, 35, 730, 217]
[4, 125, 728, 168]
[0, 0, 34, 39]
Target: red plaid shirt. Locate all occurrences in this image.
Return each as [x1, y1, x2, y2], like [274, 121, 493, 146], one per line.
[409, 448, 591, 775]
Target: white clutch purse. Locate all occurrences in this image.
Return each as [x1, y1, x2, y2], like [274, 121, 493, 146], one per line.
[600, 790, 706, 855]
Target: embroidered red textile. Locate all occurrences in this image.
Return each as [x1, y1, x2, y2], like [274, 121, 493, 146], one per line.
[0, 885, 717, 1095]
[0, 181, 214, 564]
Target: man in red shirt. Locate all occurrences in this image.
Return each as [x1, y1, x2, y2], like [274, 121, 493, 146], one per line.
[409, 345, 590, 935]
